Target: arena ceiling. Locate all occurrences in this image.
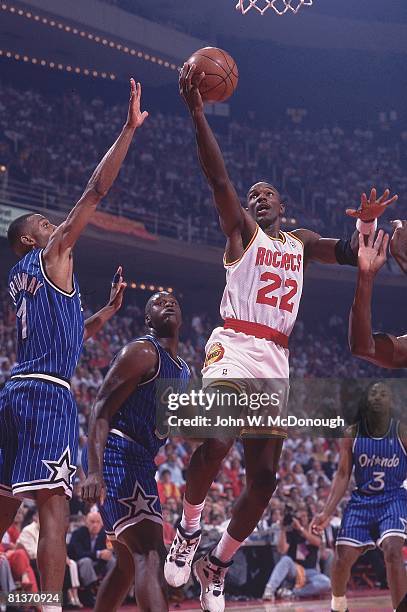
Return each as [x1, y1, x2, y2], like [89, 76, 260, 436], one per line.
[1, 0, 407, 94]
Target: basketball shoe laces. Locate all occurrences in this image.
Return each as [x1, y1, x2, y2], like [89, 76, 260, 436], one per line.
[175, 537, 196, 565]
[205, 560, 227, 595]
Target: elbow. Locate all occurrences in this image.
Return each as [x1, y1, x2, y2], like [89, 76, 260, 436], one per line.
[86, 183, 108, 202]
[349, 340, 374, 359]
[348, 332, 374, 359]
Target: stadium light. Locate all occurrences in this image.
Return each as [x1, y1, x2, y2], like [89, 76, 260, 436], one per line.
[2, 2, 179, 72]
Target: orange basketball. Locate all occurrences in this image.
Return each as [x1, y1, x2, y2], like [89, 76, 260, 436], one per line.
[186, 47, 239, 103]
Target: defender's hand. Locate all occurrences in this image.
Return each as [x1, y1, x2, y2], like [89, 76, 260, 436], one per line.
[346, 188, 398, 222]
[126, 79, 149, 129]
[179, 63, 205, 113]
[81, 472, 107, 505]
[358, 227, 389, 276]
[310, 512, 331, 535]
[108, 266, 127, 312]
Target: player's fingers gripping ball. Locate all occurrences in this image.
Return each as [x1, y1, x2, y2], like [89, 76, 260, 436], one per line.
[185, 47, 239, 103]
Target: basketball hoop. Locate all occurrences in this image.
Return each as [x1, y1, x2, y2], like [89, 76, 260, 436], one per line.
[236, 0, 313, 16]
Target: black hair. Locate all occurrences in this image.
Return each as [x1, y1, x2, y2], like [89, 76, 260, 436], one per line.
[7, 213, 34, 252]
[354, 381, 390, 422]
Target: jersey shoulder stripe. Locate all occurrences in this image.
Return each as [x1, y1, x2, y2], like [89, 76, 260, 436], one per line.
[39, 250, 76, 298]
[224, 225, 259, 267]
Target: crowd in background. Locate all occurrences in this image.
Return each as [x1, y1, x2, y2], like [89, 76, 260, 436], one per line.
[1, 80, 406, 257]
[0, 284, 404, 604]
[1, 73, 406, 605]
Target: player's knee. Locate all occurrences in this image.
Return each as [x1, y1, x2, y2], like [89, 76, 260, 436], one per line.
[334, 547, 356, 570]
[247, 468, 277, 505]
[382, 540, 403, 566]
[37, 491, 68, 530]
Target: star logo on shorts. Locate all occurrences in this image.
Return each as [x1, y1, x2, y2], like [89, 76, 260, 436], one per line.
[118, 482, 161, 520]
[42, 447, 76, 487]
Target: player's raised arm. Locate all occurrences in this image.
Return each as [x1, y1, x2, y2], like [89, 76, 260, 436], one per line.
[81, 340, 158, 504]
[46, 79, 148, 258]
[293, 188, 398, 265]
[349, 226, 407, 368]
[83, 266, 127, 341]
[179, 63, 255, 243]
[310, 435, 354, 534]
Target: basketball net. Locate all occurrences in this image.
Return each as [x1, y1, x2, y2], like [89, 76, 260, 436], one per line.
[236, 0, 313, 16]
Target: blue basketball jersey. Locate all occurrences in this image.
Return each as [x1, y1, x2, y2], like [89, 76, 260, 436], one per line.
[352, 418, 407, 497]
[8, 249, 84, 381]
[110, 335, 190, 461]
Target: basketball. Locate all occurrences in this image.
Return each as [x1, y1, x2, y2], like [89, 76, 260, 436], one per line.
[186, 47, 239, 103]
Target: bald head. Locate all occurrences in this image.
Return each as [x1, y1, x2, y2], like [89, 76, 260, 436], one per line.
[144, 291, 182, 335]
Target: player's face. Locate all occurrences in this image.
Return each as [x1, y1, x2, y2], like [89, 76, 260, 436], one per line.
[27, 215, 57, 248]
[366, 383, 392, 416]
[247, 182, 283, 228]
[147, 292, 182, 334]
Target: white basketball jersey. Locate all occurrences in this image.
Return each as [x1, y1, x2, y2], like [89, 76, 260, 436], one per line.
[220, 226, 304, 337]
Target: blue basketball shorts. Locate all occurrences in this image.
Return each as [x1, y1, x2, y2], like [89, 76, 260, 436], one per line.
[336, 490, 407, 549]
[0, 378, 78, 499]
[82, 431, 162, 539]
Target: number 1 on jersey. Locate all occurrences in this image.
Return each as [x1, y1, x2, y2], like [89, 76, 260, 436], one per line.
[16, 297, 28, 339]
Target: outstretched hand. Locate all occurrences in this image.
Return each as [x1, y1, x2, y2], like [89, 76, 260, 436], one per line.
[126, 78, 149, 129]
[346, 188, 398, 222]
[179, 63, 205, 113]
[358, 227, 389, 276]
[108, 266, 127, 312]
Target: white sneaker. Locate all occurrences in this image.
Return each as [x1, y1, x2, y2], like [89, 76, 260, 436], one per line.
[164, 525, 201, 587]
[262, 584, 275, 602]
[193, 551, 233, 612]
[276, 587, 294, 600]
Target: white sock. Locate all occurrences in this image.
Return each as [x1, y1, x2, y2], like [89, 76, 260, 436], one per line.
[213, 530, 242, 563]
[42, 606, 62, 612]
[180, 497, 205, 534]
[331, 595, 348, 612]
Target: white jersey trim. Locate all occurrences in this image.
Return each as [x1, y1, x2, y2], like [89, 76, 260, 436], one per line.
[110, 428, 136, 443]
[11, 373, 71, 390]
[224, 225, 259, 267]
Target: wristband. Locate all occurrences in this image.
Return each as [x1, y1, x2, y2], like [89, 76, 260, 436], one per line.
[356, 218, 377, 235]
